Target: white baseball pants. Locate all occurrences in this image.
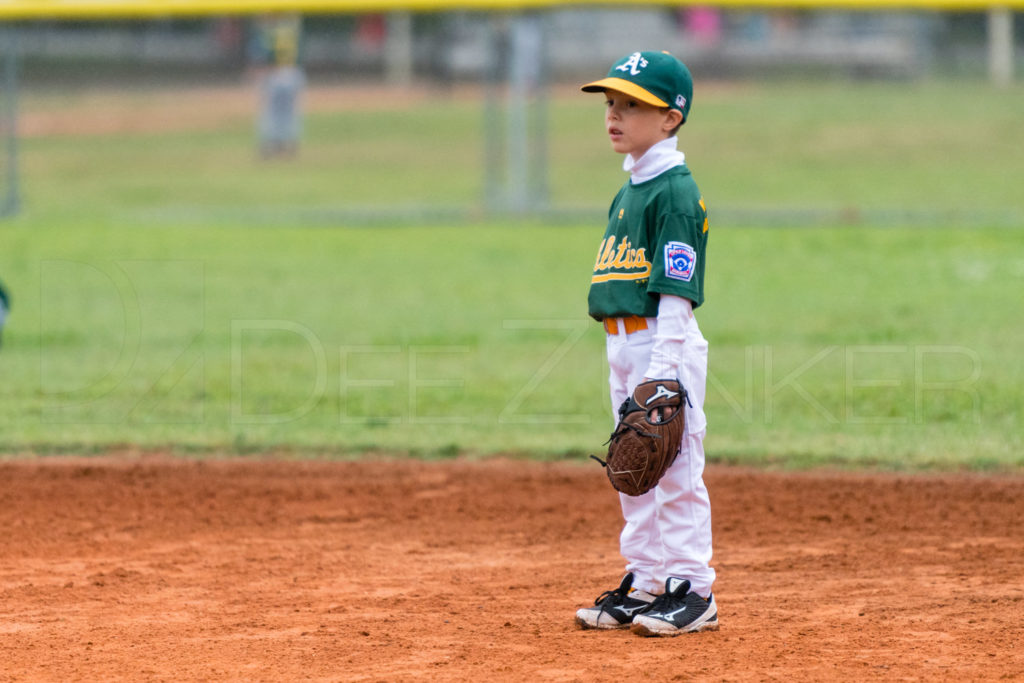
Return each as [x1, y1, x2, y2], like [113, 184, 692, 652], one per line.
[605, 316, 716, 598]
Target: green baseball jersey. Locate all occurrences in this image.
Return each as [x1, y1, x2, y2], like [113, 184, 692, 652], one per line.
[588, 165, 708, 320]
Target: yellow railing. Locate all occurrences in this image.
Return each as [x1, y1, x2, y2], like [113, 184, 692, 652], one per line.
[0, 0, 1021, 20]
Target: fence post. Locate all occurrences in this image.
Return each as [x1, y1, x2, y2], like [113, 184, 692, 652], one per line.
[483, 11, 548, 216]
[505, 11, 546, 214]
[385, 11, 413, 87]
[0, 25, 17, 217]
[987, 6, 1014, 87]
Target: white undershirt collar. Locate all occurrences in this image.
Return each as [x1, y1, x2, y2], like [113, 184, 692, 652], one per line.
[623, 136, 686, 184]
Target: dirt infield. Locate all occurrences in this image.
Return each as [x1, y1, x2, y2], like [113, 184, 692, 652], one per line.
[1, 456, 1022, 681]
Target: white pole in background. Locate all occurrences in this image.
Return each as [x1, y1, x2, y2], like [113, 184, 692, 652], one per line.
[386, 11, 413, 87]
[506, 12, 543, 213]
[987, 7, 1014, 87]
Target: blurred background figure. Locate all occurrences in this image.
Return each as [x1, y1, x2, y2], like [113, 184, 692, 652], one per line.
[247, 13, 305, 159]
[682, 6, 723, 47]
[0, 278, 9, 348]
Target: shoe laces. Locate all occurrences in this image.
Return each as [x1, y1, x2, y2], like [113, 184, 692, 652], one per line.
[594, 585, 629, 607]
[647, 589, 687, 613]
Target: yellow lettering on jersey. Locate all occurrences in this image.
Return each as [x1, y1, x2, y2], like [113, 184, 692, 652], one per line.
[699, 197, 709, 233]
[612, 239, 632, 268]
[594, 237, 616, 271]
[592, 236, 651, 283]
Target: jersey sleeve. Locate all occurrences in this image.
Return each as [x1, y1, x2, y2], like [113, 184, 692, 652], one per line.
[647, 205, 707, 307]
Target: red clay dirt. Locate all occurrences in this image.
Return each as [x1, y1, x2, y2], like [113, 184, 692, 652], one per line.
[1, 455, 1022, 682]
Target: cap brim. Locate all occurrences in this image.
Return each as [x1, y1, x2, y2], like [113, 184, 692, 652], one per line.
[580, 77, 668, 108]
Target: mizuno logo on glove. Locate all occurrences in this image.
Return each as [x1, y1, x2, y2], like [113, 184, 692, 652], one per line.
[645, 384, 679, 405]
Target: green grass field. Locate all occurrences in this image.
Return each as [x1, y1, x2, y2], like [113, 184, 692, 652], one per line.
[1, 79, 1021, 469]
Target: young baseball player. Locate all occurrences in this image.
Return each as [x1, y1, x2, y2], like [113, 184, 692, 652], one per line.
[574, 51, 717, 636]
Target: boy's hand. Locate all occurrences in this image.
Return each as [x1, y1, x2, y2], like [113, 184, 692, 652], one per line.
[650, 405, 675, 424]
[641, 378, 675, 423]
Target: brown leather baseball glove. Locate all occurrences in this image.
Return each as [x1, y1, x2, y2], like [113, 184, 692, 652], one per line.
[591, 379, 688, 496]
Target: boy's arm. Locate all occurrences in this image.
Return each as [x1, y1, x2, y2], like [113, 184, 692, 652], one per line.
[645, 293, 692, 380]
[643, 294, 692, 422]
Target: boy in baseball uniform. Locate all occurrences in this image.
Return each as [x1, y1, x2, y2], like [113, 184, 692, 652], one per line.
[574, 51, 717, 636]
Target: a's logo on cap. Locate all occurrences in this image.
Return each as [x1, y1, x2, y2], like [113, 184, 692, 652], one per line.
[675, 94, 687, 109]
[616, 52, 648, 77]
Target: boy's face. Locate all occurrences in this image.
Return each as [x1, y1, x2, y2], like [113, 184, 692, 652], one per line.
[603, 89, 682, 158]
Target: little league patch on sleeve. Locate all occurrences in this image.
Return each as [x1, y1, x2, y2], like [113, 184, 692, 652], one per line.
[665, 241, 696, 282]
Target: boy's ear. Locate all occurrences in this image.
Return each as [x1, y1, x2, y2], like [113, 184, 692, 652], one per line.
[663, 109, 684, 132]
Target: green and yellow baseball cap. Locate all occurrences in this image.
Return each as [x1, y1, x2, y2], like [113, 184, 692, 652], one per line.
[581, 51, 693, 122]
